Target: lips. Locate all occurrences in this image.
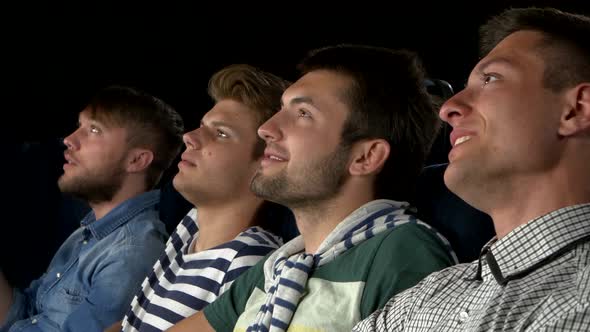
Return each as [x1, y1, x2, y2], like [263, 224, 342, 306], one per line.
[260, 145, 289, 168]
[263, 145, 289, 162]
[63, 152, 78, 166]
[264, 154, 286, 162]
[179, 153, 197, 167]
[449, 129, 476, 147]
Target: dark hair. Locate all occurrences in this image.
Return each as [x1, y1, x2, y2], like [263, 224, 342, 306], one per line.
[298, 44, 440, 201]
[87, 86, 184, 189]
[208, 64, 291, 157]
[480, 7, 590, 92]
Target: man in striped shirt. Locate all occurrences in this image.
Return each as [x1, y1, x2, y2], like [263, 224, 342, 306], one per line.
[108, 65, 291, 332]
[354, 7, 590, 331]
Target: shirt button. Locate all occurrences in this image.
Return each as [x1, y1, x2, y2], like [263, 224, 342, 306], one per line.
[83, 240, 88, 244]
[56, 273, 61, 278]
[458, 310, 469, 323]
[31, 318, 38, 324]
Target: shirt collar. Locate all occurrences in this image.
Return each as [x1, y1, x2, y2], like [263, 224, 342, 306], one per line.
[476, 203, 590, 285]
[80, 190, 161, 240]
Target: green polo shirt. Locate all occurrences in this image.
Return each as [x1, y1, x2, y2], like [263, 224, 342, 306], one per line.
[204, 222, 455, 332]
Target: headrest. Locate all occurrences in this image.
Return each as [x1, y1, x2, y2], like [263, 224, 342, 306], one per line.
[424, 78, 454, 100]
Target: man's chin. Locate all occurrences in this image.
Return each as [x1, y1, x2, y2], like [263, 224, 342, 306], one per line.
[58, 177, 88, 199]
[251, 174, 278, 199]
[57, 177, 74, 193]
[443, 161, 482, 201]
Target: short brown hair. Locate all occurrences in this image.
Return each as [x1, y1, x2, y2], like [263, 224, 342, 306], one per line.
[87, 86, 184, 189]
[480, 7, 590, 92]
[298, 45, 440, 201]
[207, 64, 291, 157]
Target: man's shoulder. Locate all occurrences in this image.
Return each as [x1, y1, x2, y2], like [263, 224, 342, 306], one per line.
[101, 208, 167, 255]
[103, 190, 166, 239]
[319, 220, 461, 281]
[210, 227, 283, 261]
[353, 220, 450, 253]
[121, 209, 167, 238]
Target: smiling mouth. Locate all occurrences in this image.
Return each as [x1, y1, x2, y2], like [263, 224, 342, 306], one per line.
[454, 136, 472, 146]
[267, 155, 285, 161]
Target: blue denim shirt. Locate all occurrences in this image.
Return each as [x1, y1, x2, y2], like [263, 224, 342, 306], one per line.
[1, 190, 167, 332]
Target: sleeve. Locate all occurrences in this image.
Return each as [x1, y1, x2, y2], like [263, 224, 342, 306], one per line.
[58, 240, 164, 332]
[353, 287, 418, 332]
[360, 223, 454, 318]
[0, 243, 162, 332]
[203, 257, 267, 332]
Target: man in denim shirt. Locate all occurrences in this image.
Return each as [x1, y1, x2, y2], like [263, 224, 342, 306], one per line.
[0, 86, 184, 332]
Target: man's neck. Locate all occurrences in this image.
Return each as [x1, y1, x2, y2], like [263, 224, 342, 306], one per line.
[293, 191, 374, 254]
[193, 198, 263, 253]
[482, 170, 590, 239]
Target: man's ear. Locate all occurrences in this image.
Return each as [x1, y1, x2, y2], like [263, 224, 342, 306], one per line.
[349, 139, 390, 176]
[559, 83, 590, 136]
[126, 148, 154, 173]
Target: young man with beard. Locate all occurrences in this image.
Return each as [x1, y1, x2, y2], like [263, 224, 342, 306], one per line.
[0, 86, 184, 332]
[353, 7, 590, 332]
[168, 45, 458, 332]
[112, 64, 290, 332]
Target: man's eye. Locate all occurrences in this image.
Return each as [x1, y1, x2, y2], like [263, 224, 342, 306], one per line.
[90, 126, 100, 133]
[298, 109, 311, 118]
[217, 129, 228, 138]
[483, 73, 499, 85]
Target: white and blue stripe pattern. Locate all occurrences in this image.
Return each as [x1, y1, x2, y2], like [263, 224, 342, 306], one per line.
[246, 199, 457, 332]
[122, 208, 282, 332]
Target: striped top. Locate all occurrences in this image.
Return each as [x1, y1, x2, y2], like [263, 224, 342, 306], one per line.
[121, 208, 283, 332]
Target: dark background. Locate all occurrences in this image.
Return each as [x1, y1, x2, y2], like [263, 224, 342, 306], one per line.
[1, 0, 589, 288]
[3, 1, 589, 142]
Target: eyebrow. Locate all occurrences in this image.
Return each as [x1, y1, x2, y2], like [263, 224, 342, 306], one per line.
[200, 120, 238, 133]
[79, 115, 105, 127]
[475, 57, 516, 74]
[280, 96, 316, 108]
[201, 119, 231, 127]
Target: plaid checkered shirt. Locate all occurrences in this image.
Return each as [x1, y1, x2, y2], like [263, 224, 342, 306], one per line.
[353, 203, 590, 331]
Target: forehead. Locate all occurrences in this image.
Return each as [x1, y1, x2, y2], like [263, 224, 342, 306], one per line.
[474, 30, 546, 75]
[79, 107, 122, 129]
[79, 108, 98, 121]
[78, 108, 129, 140]
[284, 70, 352, 112]
[203, 99, 259, 132]
[79, 108, 108, 125]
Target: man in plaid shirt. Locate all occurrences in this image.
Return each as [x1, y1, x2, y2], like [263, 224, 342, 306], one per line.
[354, 7, 590, 332]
